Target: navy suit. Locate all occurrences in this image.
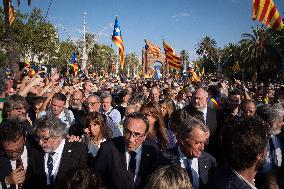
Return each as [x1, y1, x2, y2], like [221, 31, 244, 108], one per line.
[93, 136, 159, 189]
[167, 146, 217, 189]
[209, 166, 253, 189]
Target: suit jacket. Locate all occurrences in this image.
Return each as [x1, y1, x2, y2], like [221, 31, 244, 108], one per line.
[25, 141, 88, 189]
[93, 136, 159, 189]
[0, 140, 34, 189]
[168, 146, 217, 189]
[209, 166, 254, 189]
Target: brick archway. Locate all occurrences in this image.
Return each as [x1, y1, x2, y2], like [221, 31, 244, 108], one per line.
[142, 49, 166, 75]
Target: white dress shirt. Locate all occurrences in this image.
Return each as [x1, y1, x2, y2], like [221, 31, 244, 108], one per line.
[44, 139, 65, 185]
[178, 147, 200, 189]
[6, 146, 28, 189]
[125, 145, 142, 182]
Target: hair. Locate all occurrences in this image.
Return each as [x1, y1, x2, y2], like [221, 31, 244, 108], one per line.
[0, 119, 25, 143]
[100, 92, 112, 101]
[193, 87, 209, 98]
[2, 94, 27, 119]
[52, 92, 67, 102]
[87, 94, 101, 102]
[63, 168, 105, 189]
[241, 99, 256, 109]
[34, 114, 67, 138]
[177, 116, 209, 139]
[226, 117, 268, 171]
[159, 98, 176, 116]
[256, 103, 284, 124]
[86, 112, 112, 140]
[140, 101, 169, 150]
[124, 112, 150, 133]
[144, 165, 193, 189]
[228, 88, 242, 97]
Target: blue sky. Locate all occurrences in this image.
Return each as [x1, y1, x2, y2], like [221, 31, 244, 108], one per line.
[17, 0, 284, 60]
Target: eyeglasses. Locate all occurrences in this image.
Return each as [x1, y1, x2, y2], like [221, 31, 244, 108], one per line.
[4, 143, 25, 154]
[13, 106, 26, 111]
[87, 102, 100, 106]
[123, 128, 145, 140]
[35, 136, 51, 143]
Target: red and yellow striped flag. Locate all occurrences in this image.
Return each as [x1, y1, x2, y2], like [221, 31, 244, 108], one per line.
[252, 0, 284, 31]
[8, 0, 15, 26]
[145, 39, 161, 56]
[163, 41, 181, 71]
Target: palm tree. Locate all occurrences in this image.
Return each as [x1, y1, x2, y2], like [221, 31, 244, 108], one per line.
[196, 36, 219, 74]
[240, 26, 282, 81]
[221, 43, 241, 77]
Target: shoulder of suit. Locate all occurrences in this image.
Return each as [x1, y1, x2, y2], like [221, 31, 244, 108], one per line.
[201, 151, 216, 161]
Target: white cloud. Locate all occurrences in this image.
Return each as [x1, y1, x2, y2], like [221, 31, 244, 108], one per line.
[171, 12, 191, 22]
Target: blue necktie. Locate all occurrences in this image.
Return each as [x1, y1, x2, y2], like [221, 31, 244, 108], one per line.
[269, 138, 278, 166]
[128, 151, 137, 182]
[47, 152, 55, 186]
[186, 159, 194, 184]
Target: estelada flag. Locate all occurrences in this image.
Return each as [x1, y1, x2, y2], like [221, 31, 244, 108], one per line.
[252, 0, 284, 31]
[112, 17, 125, 70]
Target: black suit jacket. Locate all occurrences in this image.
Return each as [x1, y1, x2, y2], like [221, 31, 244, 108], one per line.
[167, 146, 217, 189]
[25, 141, 88, 189]
[93, 136, 159, 189]
[0, 141, 33, 189]
[209, 166, 253, 189]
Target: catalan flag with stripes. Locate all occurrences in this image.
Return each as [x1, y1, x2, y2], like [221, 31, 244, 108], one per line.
[145, 39, 161, 56]
[163, 41, 181, 71]
[112, 17, 125, 70]
[252, 0, 284, 31]
[8, 0, 15, 26]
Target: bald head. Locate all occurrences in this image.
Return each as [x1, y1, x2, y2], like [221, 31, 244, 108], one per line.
[150, 87, 160, 103]
[71, 90, 84, 110]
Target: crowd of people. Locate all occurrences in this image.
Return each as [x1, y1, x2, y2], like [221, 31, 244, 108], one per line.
[0, 67, 284, 189]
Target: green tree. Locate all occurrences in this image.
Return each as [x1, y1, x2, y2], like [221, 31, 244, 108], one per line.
[88, 43, 116, 74]
[240, 26, 282, 80]
[196, 36, 219, 74]
[123, 52, 140, 77]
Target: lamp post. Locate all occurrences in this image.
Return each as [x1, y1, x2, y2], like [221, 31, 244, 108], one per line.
[81, 12, 88, 70]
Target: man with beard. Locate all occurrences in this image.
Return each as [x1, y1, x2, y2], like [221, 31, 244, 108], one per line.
[210, 118, 268, 189]
[255, 103, 284, 188]
[27, 115, 88, 189]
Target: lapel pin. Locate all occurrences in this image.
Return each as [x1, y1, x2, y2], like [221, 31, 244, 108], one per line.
[146, 153, 150, 157]
[205, 166, 207, 169]
[68, 150, 72, 152]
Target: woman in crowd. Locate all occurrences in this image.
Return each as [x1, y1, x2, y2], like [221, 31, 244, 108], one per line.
[140, 101, 176, 150]
[83, 112, 112, 162]
[159, 98, 176, 128]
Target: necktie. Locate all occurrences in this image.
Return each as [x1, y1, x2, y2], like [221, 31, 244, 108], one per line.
[47, 152, 55, 186]
[128, 151, 137, 181]
[186, 159, 194, 184]
[16, 158, 24, 189]
[269, 138, 278, 166]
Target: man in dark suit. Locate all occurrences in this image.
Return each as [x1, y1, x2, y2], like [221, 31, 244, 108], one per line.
[165, 116, 216, 189]
[93, 112, 159, 189]
[0, 119, 31, 189]
[25, 115, 88, 189]
[210, 118, 268, 189]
